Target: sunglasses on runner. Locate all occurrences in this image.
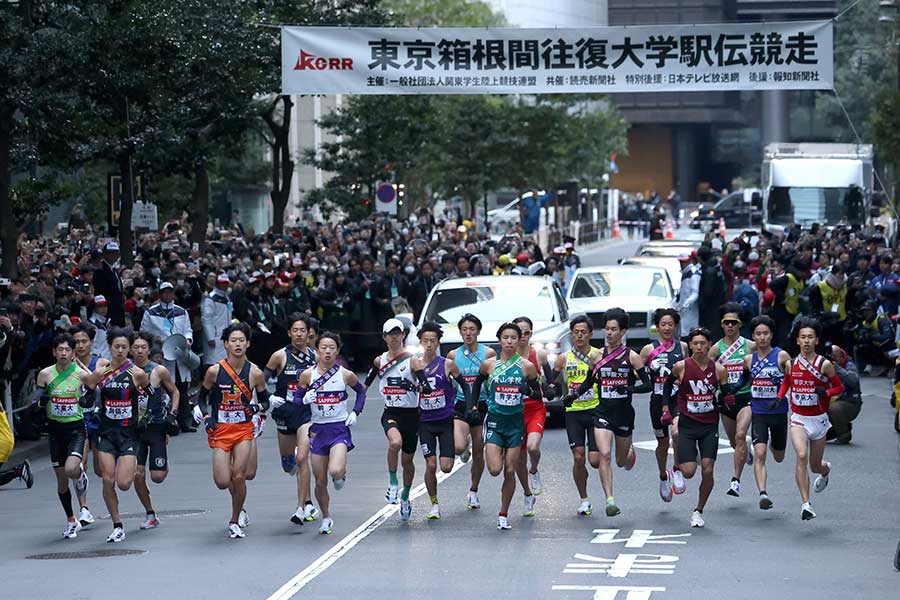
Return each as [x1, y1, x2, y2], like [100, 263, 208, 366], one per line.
[721, 319, 741, 327]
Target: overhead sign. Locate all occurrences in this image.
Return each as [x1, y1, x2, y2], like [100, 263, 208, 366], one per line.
[375, 182, 397, 215]
[282, 21, 833, 95]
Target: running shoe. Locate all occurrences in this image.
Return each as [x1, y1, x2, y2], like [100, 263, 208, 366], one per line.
[745, 435, 754, 465]
[400, 499, 412, 522]
[228, 523, 245, 539]
[140, 514, 160, 529]
[605, 500, 621, 517]
[460, 435, 472, 463]
[20, 459, 34, 489]
[238, 509, 250, 528]
[690, 510, 705, 528]
[624, 446, 636, 471]
[522, 494, 536, 517]
[672, 469, 687, 495]
[290, 506, 305, 526]
[63, 520, 82, 539]
[74, 465, 89, 498]
[529, 471, 543, 496]
[726, 479, 741, 497]
[333, 477, 346, 491]
[497, 515, 511, 530]
[303, 504, 319, 522]
[319, 517, 333, 535]
[385, 484, 399, 504]
[801, 502, 816, 521]
[78, 506, 95, 527]
[106, 527, 125, 543]
[759, 493, 773, 510]
[427, 504, 441, 520]
[577, 500, 592, 516]
[466, 491, 481, 510]
[659, 472, 673, 503]
[814, 462, 831, 493]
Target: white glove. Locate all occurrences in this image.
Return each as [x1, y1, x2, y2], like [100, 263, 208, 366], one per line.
[269, 395, 286, 409]
[252, 413, 266, 438]
[650, 358, 662, 372]
[302, 389, 317, 405]
[192, 405, 205, 425]
[344, 412, 357, 427]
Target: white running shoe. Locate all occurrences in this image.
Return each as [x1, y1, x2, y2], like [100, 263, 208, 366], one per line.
[63, 520, 82, 539]
[529, 471, 543, 496]
[140, 514, 160, 529]
[460, 436, 472, 463]
[106, 527, 125, 543]
[814, 462, 831, 493]
[238, 509, 250, 528]
[801, 502, 816, 521]
[319, 517, 334, 535]
[745, 435, 754, 465]
[672, 469, 687, 495]
[333, 477, 346, 491]
[385, 484, 399, 504]
[290, 506, 305, 526]
[74, 466, 89, 498]
[427, 504, 441, 520]
[690, 510, 705, 528]
[78, 507, 95, 527]
[303, 504, 319, 522]
[759, 493, 773, 510]
[466, 491, 481, 510]
[497, 515, 511, 530]
[659, 472, 674, 503]
[577, 500, 592, 516]
[522, 494, 536, 517]
[400, 499, 412, 521]
[228, 523, 245, 539]
[726, 479, 741, 497]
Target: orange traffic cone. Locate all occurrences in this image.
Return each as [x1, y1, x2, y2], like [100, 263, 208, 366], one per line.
[612, 219, 621, 239]
[665, 219, 674, 239]
[717, 217, 727, 239]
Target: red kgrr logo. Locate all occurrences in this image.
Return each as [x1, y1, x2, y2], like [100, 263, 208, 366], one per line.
[293, 49, 353, 71]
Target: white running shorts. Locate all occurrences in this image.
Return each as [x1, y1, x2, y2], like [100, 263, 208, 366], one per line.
[789, 412, 831, 441]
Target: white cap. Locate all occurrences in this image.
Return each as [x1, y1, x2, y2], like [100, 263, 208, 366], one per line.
[103, 241, 120, 252]
[159, 282, 174, 291]
[382, 318, 405, 334]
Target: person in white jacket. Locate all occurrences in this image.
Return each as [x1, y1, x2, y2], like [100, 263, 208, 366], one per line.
[140, 282, 195, 431]
[201, 274, 233, 367]
[677, 252, 701, 339]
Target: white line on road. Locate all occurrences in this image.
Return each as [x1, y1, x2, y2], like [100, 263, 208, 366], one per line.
[266, 458, 467, 600]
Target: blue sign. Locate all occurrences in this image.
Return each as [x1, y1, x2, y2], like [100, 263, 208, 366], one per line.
[377, 183, 396, 203]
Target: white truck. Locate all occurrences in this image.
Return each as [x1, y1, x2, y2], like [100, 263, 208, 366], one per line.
[761, 143, 885, 235]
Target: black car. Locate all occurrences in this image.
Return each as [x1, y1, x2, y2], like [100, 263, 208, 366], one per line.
[690, 190, 763, 230]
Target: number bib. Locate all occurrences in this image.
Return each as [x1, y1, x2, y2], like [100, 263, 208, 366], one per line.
[601, 376, 628, 400]
[791, 387, 818, 407]
[494, 385, 522, 407]
[751, 378, 777, 398]
[382, 386, 409, 408]
[50, 397, 79, 419]
[568, 381, 595, 402]
[105, 399, 133, 420]
[725, 364, 743, 385]
[420, 378, 445, 411]
[218, 405, 247, 424]
[687, 396, 715, 414]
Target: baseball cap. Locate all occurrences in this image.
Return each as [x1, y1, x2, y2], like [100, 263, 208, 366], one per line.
[216, 274, 230, 284]
[159, 282, 174, 291]
[382, 318, 405, 334]
[291, 257, 303, 267]
[94, 295, 108, 306]
[103, 241, 120, 252]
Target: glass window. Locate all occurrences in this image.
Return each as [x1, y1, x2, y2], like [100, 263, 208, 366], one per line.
[570, 270, 670, 300]
[423, 282, 556, 324]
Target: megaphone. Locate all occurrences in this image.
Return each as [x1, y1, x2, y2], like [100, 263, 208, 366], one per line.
[162, 333, 201, 370]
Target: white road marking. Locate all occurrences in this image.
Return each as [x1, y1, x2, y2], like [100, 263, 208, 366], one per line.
[266, 458, 467, 600]
[633, 439, 735, 455]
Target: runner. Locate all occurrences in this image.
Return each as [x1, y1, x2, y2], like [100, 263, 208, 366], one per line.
[742, 316, 790, 510]
[512, 316, 548, 508]
[777, 317, 842, 520]
[416, 322, 469, 520]
[564, 308, 651, 517]
[71, 321, 107, 526]
[470, 322, 541, 530]
[708, 302, 756, 498]
[131, 332, 180, 530]
[272, 332, 367, 535]
[550, 315, 600, 516]
[265, 314, 319, 526]
[663, 327, 731, 528]
[34, 333, 92, 538]
[194, 322, 271, 539]
[639, 308, 689, 503]
[447, 313, 496, 510]
[81, 327, 150, 542]
[364, 318, 431, 521]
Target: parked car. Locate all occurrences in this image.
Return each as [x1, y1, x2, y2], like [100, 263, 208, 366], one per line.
[690, 188, 763, 230]
[619, 255, 683, 291]
[564, 265, 677, 349]
[636, 240, 701, 258]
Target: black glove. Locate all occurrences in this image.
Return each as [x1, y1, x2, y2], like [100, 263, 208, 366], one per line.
[814, 386, 827, 398]
[468, 405, 481, 422]
[205, 418, 217, 433]
[545, 383, 559, 401]
[166, 413, 180, 436]
[136, 413, 150, 434]
[561, 392, 575, 408]
[613, 384, 629, 395]
[518, 381, 532, 396]
[242, 403, 260, 418]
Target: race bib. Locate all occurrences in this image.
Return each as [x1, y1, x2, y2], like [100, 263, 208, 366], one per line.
[568, 381, 594, 402]
[50, 397, 79, 418]
[751, 378, 777, 398]
[494, 384, 521, 407]
[726, 364, 743, 385]
[687, 398, 715, 413]
[105, 399, 132, 420]
[420, 378, 445, 411]
[383, 386, 409, 407]
[601, 376, 628, 399]
[791, 389, 818, 407]
[218, 405, 247, 424]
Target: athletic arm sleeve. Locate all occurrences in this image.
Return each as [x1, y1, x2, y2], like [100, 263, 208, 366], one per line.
[351, 382, 367, 414]
[469, 373, 487, 412]
[364, 367, 379, 387]
[414, 369, 431, 394]
[661, 373, 677, 410]
[825, 374, 844, 398]
[292, 386, 309, 405]
[777, 374, 791, 400]
[263, 367, 277, 381]
[723, 368, 750, 396]
[452, 373, 470, 399]
[569, 369, 596, 400]
[32, 386, 49, 407]
[197, 386, 210, 414]
[79, 386, 96, 409]
[256, 388, 270, 412]
[526, 376, 542, 400]
[630, 367, 652, 394]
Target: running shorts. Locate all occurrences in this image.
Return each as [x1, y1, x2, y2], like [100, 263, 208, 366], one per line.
[789, 411, 831, 441]
[484, 411, 525, 449]
[751, 413, 788, 452]
[48, 420, 86, 468]
[719, 393, 751, 421]
[97, 427, 138, 458]
[522, 399, 546, 445]
[137, 423, 168, 471]
[309, 422, 353, 456]
[418, 418, 454, 459]
[381, 407, 419, 455]
[565, 409, 598, 451]
[271, 402, 311, 435]
[207, 422, 254, 453]
[649, 395, 670, 439]
[676, 416, 719, 464]
[594, 403, 636, 438]
[454, 400, 488, 427]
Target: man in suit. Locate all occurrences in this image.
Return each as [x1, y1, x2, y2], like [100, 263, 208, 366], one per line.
[92, 242, 125, 326]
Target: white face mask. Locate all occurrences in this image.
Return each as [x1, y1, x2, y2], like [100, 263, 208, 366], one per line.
[404, 266, 415, 275]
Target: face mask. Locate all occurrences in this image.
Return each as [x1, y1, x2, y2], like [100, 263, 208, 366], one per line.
[404, 265, 415, 275]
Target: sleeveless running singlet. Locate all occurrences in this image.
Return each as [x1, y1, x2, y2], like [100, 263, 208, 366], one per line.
[750, 347, 787, 414]
[676, 357, 719, 425]
[565, 347, 599, 412]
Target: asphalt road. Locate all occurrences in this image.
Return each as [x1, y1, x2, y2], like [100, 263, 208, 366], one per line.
[2, 236, 899, 600]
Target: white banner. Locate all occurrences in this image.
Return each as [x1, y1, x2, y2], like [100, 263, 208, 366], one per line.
[131, 201, 159, 230]
[282, 21, 833, 95]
